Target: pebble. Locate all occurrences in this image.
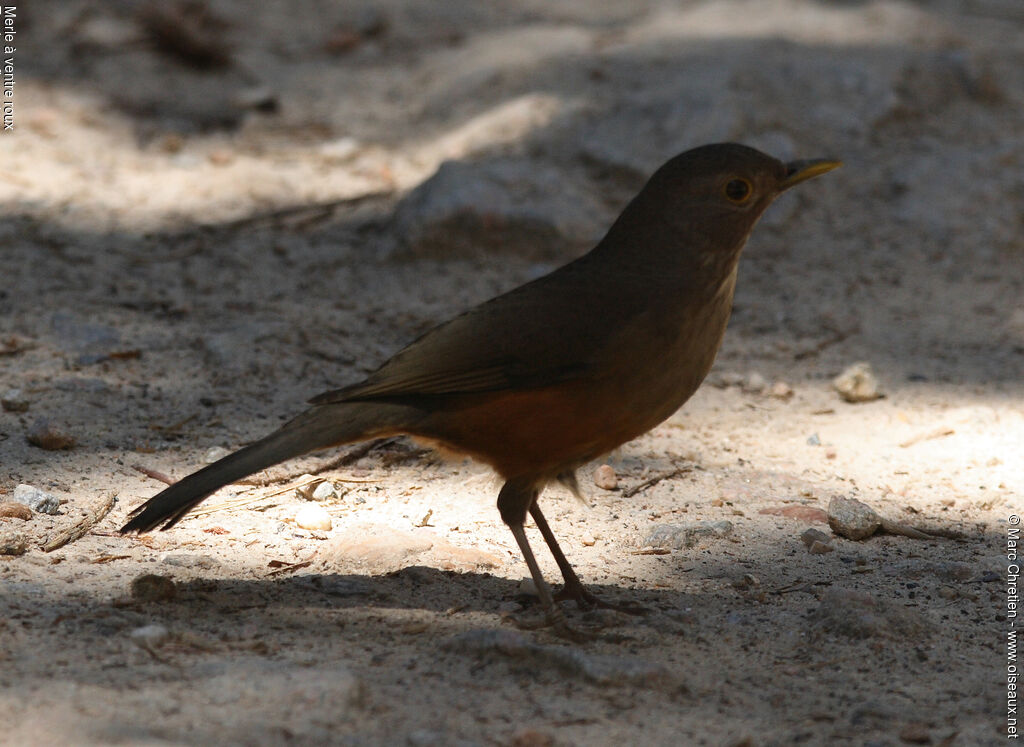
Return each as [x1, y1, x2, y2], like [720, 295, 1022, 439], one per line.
[1, 388, 29, 412]
[833, 362, 883, 403]
[581, 532, 596, 547]
[130, 573, 178, 602]
[593, 464, 617, 490]
[295, 503, 333, 531]
[801, 528, 834, 554]
[768, 381, 793, 400]
[25, 419, 76, 450]
[129, 624, 171, 650]
[203, 446, 231, 463]
[0, 531, 28, 555]
[311, 481, 340, 501]
[808, 540, 834, 555]
[0, 501, 35, 520]
[645, 520, 733, 550]
[806, 433, 821, 446]
[742, 371, 767, 394]
[827, 495, 881, 540]
[160, 553, 220, 569]
[12, 484, 61, 515]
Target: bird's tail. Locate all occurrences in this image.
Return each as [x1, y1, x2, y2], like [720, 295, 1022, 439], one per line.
[119, 401, 417, 533]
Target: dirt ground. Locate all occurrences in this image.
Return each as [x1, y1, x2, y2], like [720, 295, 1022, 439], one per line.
[1, 1, 1022, 745]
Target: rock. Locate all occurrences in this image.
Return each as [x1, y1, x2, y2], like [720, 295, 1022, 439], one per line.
[581, 532, 596, 547]
[12, 484, 61, 515]
[0, 502, 34, 520]
[203, 446, 231, 463]
[130, 624, 171, 650]
[806, 433, 821, 446]
[593, 464, 617, 490]
[833, 362, 883, 403]
[828, 495, 881, 540]
[768, 381, 794, 400]
[317, 524, 434, 573]
[801, 528, 833, 551]
[742, 371, 767, 394]
[644, 521, 733, 550]
[295, 503, 333, 531]
[25, 419, 76, 450]
[130, 574, 178, 602]
[160, 553, 220, 569]
[311, 481, 340, 501]
[1, 388, 29, 412]
[391, 159, 605, 260]
[811, 588, 932, 639]
[0, 530, 28, 555]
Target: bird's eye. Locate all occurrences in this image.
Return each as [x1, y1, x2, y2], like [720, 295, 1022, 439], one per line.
[724, 178, 753, 203]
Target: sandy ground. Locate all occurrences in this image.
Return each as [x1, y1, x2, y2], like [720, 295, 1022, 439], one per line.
[1, 1, 1022, 744]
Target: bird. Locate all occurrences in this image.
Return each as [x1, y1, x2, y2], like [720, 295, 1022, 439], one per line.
[121, 143, 840, 637]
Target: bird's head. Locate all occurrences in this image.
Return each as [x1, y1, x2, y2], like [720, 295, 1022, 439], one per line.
[603, 142, 840, 276]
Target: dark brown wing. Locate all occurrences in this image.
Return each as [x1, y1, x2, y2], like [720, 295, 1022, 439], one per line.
[310, 254, 633, 405]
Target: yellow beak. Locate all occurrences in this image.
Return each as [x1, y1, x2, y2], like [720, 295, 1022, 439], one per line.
[780, 159, 843, 190]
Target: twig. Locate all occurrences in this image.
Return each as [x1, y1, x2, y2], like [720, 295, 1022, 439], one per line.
[899, 426, 954, 448]
[132, 463, 176, 485]
[621, 466, 692, 499]
[265, 559, 314, 577]
[793, 325, 858, 360]
[41, 492, 117, 552]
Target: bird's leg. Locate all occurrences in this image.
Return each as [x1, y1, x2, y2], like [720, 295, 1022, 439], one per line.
[498, 479, 585, 640]
[529, 503, 646, 615]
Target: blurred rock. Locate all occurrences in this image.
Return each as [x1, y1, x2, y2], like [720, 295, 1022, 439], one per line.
[130, 623, 171, 650]
[833, 362, 883, 403]
[0, 530, 28, 555]
[391, 159, 605, 260]
[645, 520, 733, 550]
[812, 588, 931, 639]
[1, 388, 29, 412]
[130, 573, 178, 602]
[0, 502, 34, 520]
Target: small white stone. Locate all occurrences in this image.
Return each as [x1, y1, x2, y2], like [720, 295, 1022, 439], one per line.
[295, 503, 333, 531]
[130, 624, 170, 650]
[742, 371, 767, 394]
[203, 446, 231, 464]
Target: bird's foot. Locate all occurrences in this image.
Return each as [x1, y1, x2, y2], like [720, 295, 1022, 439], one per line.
[553, 578, 648, 616]
[506, 606, 596, 642]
